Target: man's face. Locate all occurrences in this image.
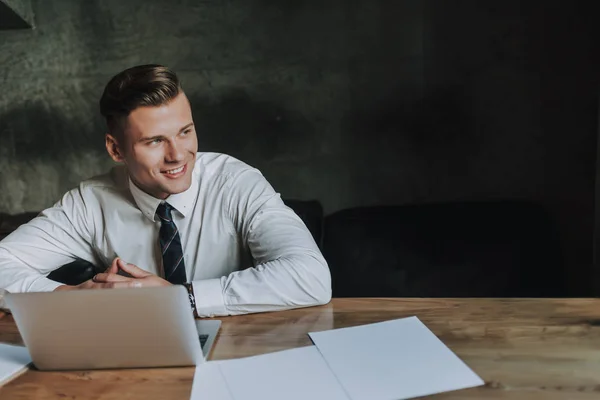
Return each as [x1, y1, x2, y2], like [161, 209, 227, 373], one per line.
[107, 92, 198, 199]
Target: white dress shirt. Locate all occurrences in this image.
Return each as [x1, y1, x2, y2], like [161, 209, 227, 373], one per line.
[0, 152, 331, 317]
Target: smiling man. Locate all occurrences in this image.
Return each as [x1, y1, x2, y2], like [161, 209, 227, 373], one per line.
[0, 65, 331, 317]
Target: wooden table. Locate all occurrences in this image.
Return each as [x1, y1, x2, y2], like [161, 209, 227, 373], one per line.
[1, 298, 600, 399]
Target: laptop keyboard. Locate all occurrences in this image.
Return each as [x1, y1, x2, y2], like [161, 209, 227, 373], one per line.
[199, 334, 209, 348]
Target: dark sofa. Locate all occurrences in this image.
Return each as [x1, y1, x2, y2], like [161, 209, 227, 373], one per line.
[0, 199, 566, 297]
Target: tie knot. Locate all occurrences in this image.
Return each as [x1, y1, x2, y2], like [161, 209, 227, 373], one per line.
[156, 202, 174, 222]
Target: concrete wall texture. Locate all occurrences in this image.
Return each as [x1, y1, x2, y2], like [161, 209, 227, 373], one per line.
[0, 0, 598, 294]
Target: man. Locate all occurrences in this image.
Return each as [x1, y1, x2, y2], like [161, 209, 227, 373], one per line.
[0, 64, 331, 317]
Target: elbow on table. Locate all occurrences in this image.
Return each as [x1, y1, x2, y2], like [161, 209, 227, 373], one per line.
[304, 260, 332, 307]
[298, 284, 331, 309]
[315, 284, 332, 306]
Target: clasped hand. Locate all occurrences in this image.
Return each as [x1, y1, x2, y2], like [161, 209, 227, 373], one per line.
[55, 258, 171, 291]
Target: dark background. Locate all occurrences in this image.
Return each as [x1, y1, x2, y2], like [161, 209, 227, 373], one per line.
[1, 0, 599, 296]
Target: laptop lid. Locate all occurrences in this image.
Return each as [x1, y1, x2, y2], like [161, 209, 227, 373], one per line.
[5, 286, 204, 371]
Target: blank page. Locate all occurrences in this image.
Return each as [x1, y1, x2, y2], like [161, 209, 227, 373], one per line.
[309, 316, 484, 400]
[190, 361, 234, 400]
[0, 343, 31, 386]
[218, 346, 349, 400]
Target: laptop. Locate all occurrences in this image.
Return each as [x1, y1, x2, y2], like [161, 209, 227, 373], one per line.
[4, 285, 221, 371]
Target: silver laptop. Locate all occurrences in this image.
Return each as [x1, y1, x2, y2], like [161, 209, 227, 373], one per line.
[5, 285, 221, 371]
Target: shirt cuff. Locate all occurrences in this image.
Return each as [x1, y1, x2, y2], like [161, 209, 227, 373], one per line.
[28, 276, 64, 292]
[192, 278, 227, 317]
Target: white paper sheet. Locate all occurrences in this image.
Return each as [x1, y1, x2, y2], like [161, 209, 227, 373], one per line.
[190, 361, 234, 400]
[309, 316, 484, 400]
[0, 343, 31, 386]
[191, 346, 349, 400]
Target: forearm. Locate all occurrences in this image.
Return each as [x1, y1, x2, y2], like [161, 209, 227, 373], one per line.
[0, 188, 97, 294]
[0, 248, 63, 293]
[209, 167, 332, 318]
[192, 252, 331, 317]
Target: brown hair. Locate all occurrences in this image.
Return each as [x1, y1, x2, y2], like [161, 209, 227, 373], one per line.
[99, 64, 182, 138]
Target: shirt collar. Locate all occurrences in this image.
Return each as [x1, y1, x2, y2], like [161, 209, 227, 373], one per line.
[128, 171, 199, 222]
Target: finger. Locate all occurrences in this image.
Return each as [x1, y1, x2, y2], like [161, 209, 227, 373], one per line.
[105, 258, 121, 274]
[92, 273, 133, 283]
[117, 259, 149, 278]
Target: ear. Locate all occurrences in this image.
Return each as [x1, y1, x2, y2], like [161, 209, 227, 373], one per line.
[105, 133, 124, 162]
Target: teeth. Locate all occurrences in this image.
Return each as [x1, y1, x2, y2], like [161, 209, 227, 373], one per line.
[165, 166, 184, 174]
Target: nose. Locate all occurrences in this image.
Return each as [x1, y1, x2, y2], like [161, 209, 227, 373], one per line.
[166, 139, 184, 162]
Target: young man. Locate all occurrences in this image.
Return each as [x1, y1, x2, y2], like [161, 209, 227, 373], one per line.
[0, 65, 331, 317]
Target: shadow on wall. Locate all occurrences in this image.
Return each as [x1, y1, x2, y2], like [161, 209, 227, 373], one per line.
[0, 102, 108, 212]
[338, 86, 483, 204]
[342, 86, 478, 153]
[186, 89, 317, 166]
[0, 101, 104, 162]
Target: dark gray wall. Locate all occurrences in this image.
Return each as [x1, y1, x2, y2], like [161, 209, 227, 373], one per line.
[0, 0, 598, 294]
[422, 1, 599, 296]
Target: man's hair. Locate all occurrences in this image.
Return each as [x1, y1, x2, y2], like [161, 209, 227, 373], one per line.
[99, 64, 182, 139]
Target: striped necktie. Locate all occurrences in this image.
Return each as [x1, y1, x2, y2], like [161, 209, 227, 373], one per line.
[156, 202, 187, 284]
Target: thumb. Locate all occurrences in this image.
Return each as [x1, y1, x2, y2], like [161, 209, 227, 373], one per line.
[117, 259, 149, 278]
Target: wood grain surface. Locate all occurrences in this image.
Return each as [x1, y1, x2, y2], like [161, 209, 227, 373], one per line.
[1, 298, 600, 399]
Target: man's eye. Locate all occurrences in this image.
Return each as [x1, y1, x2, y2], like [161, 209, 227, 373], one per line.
[150, 139, 162, 145]
[181, 129, 191, 136]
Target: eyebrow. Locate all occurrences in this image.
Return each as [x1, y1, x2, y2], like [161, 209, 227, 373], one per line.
[138, 123, 195, 143]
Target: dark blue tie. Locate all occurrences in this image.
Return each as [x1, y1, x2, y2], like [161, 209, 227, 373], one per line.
[156, 202, 187, 284]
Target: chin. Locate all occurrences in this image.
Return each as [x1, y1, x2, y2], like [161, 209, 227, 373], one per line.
[164, 181, 192, 195]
